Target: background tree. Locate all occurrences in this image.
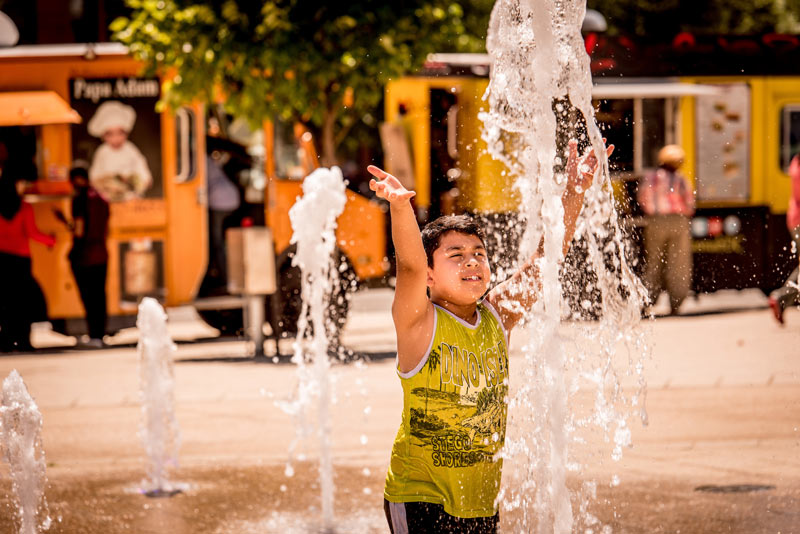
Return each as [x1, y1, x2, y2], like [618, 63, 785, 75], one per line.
[587, 0, 800, 37]
[459, 0, 493, 51]
[111, 0, 800, 165]
[112, 0, 483, 166]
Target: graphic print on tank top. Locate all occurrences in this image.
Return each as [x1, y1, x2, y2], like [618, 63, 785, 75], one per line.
[408, 304, 509, 469]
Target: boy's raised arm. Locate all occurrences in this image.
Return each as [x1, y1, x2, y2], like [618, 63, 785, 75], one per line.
[487, 140, 613, 332]
[367, 165, 434, 372]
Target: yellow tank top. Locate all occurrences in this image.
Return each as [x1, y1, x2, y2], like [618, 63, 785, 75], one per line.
[384, 301, 509, 519]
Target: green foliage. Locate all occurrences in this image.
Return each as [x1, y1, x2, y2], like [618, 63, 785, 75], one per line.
[459, 0, 493, 52]
[113, 0, 799, 160]
[113, 0, 484, 161]
[587, 0, 800, 37]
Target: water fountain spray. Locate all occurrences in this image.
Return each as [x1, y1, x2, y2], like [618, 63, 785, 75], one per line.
[281, 166, 347, 533]
[136, 297, 181, 497]
[1, 370, 51, 534]
[481, 1, 649, 531]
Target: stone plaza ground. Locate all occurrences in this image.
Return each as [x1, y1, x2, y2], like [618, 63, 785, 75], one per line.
[0, 288, 798, 533]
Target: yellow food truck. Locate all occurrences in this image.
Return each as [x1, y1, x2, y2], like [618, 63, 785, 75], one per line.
[0, 43, 386, 339]
[384, 35, 800, 295]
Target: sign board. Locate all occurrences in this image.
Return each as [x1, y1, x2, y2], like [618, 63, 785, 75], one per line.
[69, 77, 163, 202]
[379, 122, 415, 190]
[695, 83, 750, 202]
[226, 227, 276, 295]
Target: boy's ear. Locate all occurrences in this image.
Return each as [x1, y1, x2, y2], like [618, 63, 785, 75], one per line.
[426, 266, 435, 288]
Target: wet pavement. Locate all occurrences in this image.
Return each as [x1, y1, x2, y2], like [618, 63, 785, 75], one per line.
[0, 288, 798, 533]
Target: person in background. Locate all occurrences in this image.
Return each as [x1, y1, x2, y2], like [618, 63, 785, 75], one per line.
[0, 164, 56, 352]
[55, 166, 110, 347]
[768, 153, 800, 324]
[206, 151, 240, 283]
[638, 144, 695, 315]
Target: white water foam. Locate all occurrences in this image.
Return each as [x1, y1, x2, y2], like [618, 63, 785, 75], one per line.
[1, 370, 51, 534]
[136, 297, 182, 495]
[279, 166, 348, 533]
[481, 1, 650, 532]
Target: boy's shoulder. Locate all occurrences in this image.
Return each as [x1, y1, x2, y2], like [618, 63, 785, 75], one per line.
[430, 300, 504, 329]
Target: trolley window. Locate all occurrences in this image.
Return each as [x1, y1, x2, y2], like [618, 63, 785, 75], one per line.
[780, 105, 800, 172]
[595, 98, 634, 173]
[274, 120, 306, 180]
[593, 97, 675, 177]
[175, 107, 197, 183]
[0, 126, 40, 182]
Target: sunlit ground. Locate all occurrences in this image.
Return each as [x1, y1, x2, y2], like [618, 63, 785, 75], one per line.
[1, 288, 797, 533]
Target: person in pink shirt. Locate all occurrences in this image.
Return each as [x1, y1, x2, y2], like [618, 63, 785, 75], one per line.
[0, 164, 56, 351]
[768, 153, 800, 325]
[637, 144, 695, 315]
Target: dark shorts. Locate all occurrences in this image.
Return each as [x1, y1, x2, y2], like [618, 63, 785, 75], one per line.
[384, 499, 498, 534]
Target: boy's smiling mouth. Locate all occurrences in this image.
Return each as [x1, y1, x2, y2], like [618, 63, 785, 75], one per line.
[462, 275, 482, 282]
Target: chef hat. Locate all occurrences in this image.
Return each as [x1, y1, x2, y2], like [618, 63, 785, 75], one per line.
[87, 100, 137, 138]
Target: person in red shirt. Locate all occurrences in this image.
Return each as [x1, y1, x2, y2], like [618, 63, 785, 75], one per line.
[768, 153, 800, 325]
[0, 167, 56, 352]
[637, 144, 695, 315]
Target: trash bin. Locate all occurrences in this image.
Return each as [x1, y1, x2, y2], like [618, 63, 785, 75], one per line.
[225, 227, 276, 358]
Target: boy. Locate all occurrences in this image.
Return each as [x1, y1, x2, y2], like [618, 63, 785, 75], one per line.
[369, 138, 612, 533]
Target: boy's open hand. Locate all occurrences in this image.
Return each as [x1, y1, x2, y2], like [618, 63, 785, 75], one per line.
[566, 138, 614, 193]
[367, 165, 416, 203]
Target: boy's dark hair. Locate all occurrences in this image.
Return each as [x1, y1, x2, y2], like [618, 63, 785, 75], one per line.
[421, 215, 487, 267]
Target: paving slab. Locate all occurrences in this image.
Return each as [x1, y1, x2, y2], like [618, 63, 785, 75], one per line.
[0, 288, 798, 533]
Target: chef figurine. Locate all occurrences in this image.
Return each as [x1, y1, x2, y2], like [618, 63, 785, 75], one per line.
[88, 100, 153, 201]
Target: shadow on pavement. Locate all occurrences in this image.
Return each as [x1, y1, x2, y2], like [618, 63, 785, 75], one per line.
[175, 350, 396, 365]
[649, 303, 769, 319]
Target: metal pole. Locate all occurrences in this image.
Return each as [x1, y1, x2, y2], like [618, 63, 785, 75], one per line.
[245, 294, 266, 360]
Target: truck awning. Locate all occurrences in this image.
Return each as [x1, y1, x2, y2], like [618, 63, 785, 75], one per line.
[425, 55, 722, 98]
[591, 82, 721, 99]
[0, 91, 82, 127]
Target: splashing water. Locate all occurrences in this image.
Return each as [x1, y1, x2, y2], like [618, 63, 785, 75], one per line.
[1, 370, 51, 534]
[789, 240, 800, 293]
[279, 166, 348, 533]
[136, 297, 182, 496]
[481, 1, 650, 532]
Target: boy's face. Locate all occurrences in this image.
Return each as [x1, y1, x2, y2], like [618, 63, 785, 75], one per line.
[102, 127, 128, 149]
[427, 231, 491, 305]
